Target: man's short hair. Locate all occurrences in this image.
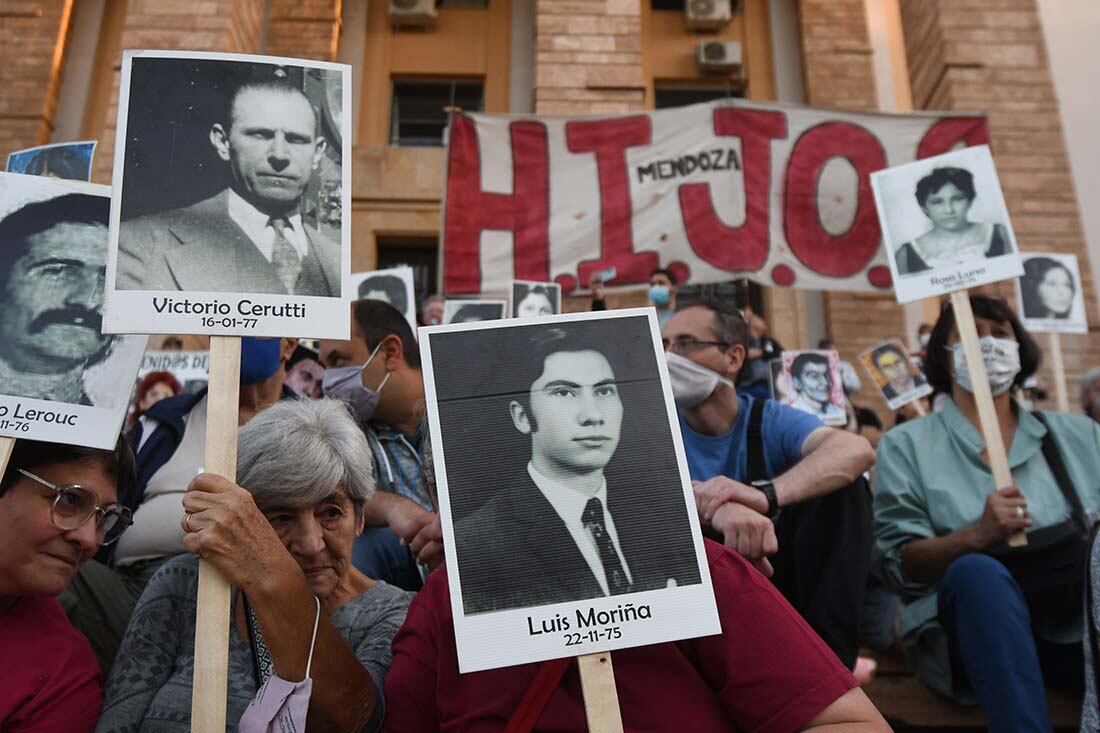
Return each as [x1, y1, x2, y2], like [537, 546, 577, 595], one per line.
[791, 352, 830, 382]
[222, 67, 317, 133]
[871, 344, 907, 370]
[915, 166, 976, 208]
[677, 297, 750, 354]
[0, 435, 135, 498]
[650, 267, 678, 286]
[357, 274, 408, 314]
[0, 194, 108, 292]
[352, 299, 421, 369]
[923, 295, 1040, 395]
[24, 148, 88, 179]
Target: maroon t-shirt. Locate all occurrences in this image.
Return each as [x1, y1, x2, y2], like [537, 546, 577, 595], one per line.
[384, 540, 856, 732]
[0, 595, 101, 733]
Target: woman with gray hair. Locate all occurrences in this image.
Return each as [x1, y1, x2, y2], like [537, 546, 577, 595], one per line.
[97, 399, 412, 732]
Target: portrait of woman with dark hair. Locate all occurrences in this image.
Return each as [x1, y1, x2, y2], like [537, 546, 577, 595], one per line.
[894, 166, 1010, 276]
[1020, 256, 1076, 320]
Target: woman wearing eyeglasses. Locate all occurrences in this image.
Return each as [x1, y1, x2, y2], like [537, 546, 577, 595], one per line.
[0, 436, 135, 733]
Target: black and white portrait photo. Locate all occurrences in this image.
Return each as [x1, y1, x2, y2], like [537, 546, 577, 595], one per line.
[782, 350, 847, 426]
[871, 145, 1023, 303]
[351, 266, 416, 330]
[422, 310, 718, 673]
[1015, 252, 1089, 334]
[104, 51, 352, 339]
[511, 280, 561, 319]
[7, 141, 96, 182]
[859, 339, 931, 410]
[0, 174, 147, 448]
[442, 299, 508, 324]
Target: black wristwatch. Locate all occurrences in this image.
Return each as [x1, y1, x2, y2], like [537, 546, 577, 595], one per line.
[752, 480, 780, 519]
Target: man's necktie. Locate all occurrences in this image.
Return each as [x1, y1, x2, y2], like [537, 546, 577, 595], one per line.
[581, 497, 632, 595]
[268, 217, 302, 293]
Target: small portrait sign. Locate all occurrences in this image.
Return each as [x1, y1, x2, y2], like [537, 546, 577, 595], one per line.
[871, 145, 1023, 303]
[7, 141, 97, 182]
[351, 266, 416, 330]
[442, 299, 508, 325]
[510, 280, 562, 318]
[780, 350, 847, 426]
[859, 338, 932, 411]
[0, 174, 147, 448]
[103, 50, 352, 338]
[420, 309, 719, 672]
[1014, 252, 1088, 335]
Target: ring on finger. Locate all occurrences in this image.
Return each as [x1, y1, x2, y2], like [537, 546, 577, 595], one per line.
[184, 512, 195, 532]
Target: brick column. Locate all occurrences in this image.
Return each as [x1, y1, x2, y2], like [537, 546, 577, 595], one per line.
[899, 0, 1099, 410]
[534, 0, 645, 115]
[93, 0, 266, 182]
[797, 0, 909, 417]
[263, 0, 340, 60]
[0, 0, 72, 160]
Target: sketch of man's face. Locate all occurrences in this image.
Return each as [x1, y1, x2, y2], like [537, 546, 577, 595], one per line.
[0, 221, 112, 373]
[794, 361, 831, 406]
[211, 86, 323, 215]
[512, 350, 623, 477]
[921, 182, 972, 233]
[875, 350, 912, 393]
[516, 291, 554, 318]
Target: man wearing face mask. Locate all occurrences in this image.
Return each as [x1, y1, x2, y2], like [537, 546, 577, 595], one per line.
[58, 336, 298, 674]
[319, 300, 440, 591]
[649, 268, 678, 327]
[874, 295, 1100, 728]
[662, 298, 875, 670]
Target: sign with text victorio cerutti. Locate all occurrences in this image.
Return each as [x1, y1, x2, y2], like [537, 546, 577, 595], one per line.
[441, 100, 990, 295]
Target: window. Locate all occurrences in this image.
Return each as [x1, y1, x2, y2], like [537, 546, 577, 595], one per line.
[389, 80, 484, 147]
[653, 85, 743, 109]
[376, 236, 439, 305]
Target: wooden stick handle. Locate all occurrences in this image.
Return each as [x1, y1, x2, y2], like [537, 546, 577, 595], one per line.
[1049, 332, 1069, 413]
[911, 399, 927, 417]
[950, 292, 1026, 547]
[0, 436, 15, 476]
[191, 336, 242, 732]
[577, 652, 624, 733]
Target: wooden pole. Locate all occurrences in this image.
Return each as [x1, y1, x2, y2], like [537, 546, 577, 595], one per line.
[0, 437, 14, 476]
[577, 652, 624, 732]
[911, 399, 927, 417]
[950, 292, 1026, 547]
[190, 336, 242, 732]
[1049, 332, 1070, 413]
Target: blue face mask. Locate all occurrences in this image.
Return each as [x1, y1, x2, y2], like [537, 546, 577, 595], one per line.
[649, 285, 671, 308]
[240, 338, 283, 385]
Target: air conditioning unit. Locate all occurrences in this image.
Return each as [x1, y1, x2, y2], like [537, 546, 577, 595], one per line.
[685, 0, 731, 31]
[389, 0, 437, 28]
[697, 40, 742, 75]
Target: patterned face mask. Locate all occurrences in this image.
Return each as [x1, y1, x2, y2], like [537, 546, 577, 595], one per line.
[951, 337, 1020, 397]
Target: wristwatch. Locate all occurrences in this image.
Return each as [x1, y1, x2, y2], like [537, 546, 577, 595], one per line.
[751, 480, 780, 519]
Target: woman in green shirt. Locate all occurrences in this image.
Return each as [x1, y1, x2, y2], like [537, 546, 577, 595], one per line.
[874, 295, 1098, 731]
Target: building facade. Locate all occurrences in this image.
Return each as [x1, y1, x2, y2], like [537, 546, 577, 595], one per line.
[1, 0, 1095, 414]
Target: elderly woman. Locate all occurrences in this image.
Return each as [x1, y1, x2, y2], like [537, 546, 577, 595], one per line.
[874, 295, 1100, 731]
[894, 166, 1010, 275]
[1021, 256, 1076, 320]
[98, 399, 412, 732]
[0, 436, 135, 732]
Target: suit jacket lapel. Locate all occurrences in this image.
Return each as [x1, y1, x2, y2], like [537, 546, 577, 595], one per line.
[162, 191, 289, 294]
[304, 226, 340, 296]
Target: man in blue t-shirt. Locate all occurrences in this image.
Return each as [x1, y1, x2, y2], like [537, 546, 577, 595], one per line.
[663, 298, 875, 669]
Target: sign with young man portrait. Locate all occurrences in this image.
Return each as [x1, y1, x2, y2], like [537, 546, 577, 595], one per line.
[103, 50, 352, 338]
[7, 141, 97, 182]
[510, 280, 562, 319]
[351, 266, 417, 331]
[859, 338, 932, 410]
[780, 350, 847, 426]
[0, 174, 147, 448]
[421, 310, 718, 672]
[442, 299, 508, 325]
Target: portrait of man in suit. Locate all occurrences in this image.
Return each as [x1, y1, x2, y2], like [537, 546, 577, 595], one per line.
[115, 65, 340, 297]
[447, 323, 701, 615]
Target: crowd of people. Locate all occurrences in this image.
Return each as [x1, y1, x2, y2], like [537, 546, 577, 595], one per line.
[8, 276, 1100, 732]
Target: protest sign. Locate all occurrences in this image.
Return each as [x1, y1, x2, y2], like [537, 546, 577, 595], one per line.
[421, 309, 719, 673]
[103, 50, 352, 339]
[780, 350, 847, 426]
[0, 173, 146, 449]
[872, 147, 1025, 545]
[7, 141, 97, 181]
[441, 100, 990, 296]
[139, 349, 210, 393]
[351, 265, 416, 330]
[871, 145, 1022, 303]
[859, 338, 932, 411]
[511, 280, 562, 318]
[443, 299, 508, 324]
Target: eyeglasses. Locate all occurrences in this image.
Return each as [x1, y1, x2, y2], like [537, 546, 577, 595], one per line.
[19, 469, 133, 546]
[662, 336, 730, 355]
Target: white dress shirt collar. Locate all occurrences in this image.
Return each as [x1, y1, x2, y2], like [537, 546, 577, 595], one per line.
[226, 188, 309, 262]
[527, 462, 632, 595]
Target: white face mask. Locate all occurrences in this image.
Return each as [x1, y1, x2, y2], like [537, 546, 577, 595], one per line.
[666, 352, 733, 408]
[951, 337, 1021, 397]
[919, 332, 931, 348]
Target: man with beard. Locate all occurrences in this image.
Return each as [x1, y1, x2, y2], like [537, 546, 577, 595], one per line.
[0, 194, 116, 406]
